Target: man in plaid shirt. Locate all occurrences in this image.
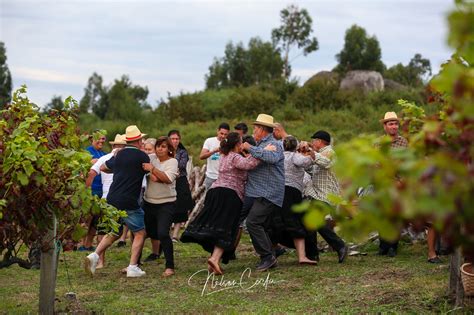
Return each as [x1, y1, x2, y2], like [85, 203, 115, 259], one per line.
[304, 130, 348, 263]
[241, 114, 285, 272]
[378, 112, 408, 257]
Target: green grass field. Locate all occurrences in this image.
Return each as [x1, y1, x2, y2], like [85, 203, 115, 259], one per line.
[1, 233, 469, 313]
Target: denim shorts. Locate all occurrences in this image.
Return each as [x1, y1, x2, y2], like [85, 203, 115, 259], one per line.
[123, 208, 145, 233]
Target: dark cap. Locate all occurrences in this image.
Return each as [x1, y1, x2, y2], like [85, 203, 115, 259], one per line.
[311, 130, 331, 143]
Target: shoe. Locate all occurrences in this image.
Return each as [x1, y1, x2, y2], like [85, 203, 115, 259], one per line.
[172, 237, 179, 243]
[256, 256, 277, 272]
[378, 248, 388, 256]
[144, 253, 160, 262]
[117, 241, 126, 248]
[126, 265, 146, 277]
[84, 252, 99, 275]
[387, 248, 397, 257]
[275, 247, 287, 258]
[337, 245, 348, 263]
[78, 246, 95, 252]
[428, 256, 442, 264]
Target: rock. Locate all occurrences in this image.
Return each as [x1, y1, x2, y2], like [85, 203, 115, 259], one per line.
[340, 70, 384, 93]
[304, 71, 339, 86]
[384, 78, 407, 91]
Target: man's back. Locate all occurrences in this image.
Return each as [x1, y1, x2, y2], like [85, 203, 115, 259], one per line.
[106, 146, 149, 210]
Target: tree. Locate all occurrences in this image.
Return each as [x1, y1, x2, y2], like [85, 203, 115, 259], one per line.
[385, 53, 432, 87]
[205, 38, 284, 89]
[42, 95, 65, 113]
[0, 42, 12, 109]
[105, 75, 149, 121]
[79, 72, 108, 118]
[271, 4, 319, 79]
[334, 24, 385, 74]
[0, 86, 124, 312]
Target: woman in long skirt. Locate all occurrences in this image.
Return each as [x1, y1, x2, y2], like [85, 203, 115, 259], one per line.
[181, 132, 259, 274]
[168, 130, 195, 242]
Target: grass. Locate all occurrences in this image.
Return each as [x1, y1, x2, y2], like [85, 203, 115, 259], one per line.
[0, 234, 469, 313]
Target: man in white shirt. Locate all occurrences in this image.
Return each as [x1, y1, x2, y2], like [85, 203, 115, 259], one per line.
[85, 134, 126, 268]
[199, 122, 230, 190]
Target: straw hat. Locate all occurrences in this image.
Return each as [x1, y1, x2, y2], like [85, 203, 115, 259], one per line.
[253, 113, 276, 128]
[109, 134, 127, 145]
[124, 125, 147, 141]
[380, 112, 400, 124]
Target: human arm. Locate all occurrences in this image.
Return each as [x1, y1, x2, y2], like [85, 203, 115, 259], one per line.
[199, 138, 220, 160]
[244, 141, 283, 164]
[233, 154, 260, 171]
[312, 150, 335, 169]
[292, 152, 313, 168]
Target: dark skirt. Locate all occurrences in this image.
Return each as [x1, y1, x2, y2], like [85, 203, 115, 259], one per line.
[173, 176, 195, 223]
[181, 187, 242, 253]
[271, 185, 307, 248]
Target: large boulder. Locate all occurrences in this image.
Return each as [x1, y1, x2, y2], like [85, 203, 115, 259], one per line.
[340, 70, 384, 93]
[304, 71, 339, 86]
[384, 78, 407, 91]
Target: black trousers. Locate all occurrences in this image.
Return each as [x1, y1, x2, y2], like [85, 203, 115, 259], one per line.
[143, 200, 175, 269]
[379, 238, 398, 252]
[305, 223, 345, 260]
[246, 198, 279, 260]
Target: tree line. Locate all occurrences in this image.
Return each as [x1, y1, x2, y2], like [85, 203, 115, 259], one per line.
[0, 4, 432, 121]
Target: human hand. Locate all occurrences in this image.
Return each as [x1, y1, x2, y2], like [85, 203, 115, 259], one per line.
[264, 144, 276, 151]
[142, 163, 153, 172]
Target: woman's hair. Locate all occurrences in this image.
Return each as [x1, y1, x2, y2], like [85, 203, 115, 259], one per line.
[242, 135, 256, 146]
[155, 136, 175, 157]
[167, 129, 186, 150]
[283, 136, 298, 152]
[220, 132, 241, 155]
[144, 138, 157, 147]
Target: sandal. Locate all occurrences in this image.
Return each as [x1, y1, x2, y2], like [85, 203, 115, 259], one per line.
[428, 256, 442, 264]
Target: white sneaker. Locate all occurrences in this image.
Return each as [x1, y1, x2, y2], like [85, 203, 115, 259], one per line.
[84, 252, 99, 276]
[127, 265, 146, 278]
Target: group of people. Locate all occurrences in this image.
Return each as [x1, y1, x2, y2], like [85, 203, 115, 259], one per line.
[82, 110, 438, 279]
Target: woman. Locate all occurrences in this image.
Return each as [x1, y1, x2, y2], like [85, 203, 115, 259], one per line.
[168, 130, 195, 242]
[273, 136, 318, 265]
[181, 132, 259, 275]
[142, 136, 178, 277]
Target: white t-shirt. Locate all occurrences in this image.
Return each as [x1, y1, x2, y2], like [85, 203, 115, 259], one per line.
[90, 149, 117, 200]
[202, 136, 221, 179]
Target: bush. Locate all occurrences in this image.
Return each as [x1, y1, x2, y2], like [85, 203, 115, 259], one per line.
[289, 79, 341, 111]
[224, 86, 282, 117]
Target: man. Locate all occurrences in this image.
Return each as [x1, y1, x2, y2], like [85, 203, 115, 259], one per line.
[80, 130, 107, 252]
[305, 130, 348, 263]
[241, 114, 285, 271]
[378, 112, 408, 257]
[199, 122, 230, 190]
[234, 122, 248, 137]
[85, 134, 127, 268]
[84, 125, 150, 278]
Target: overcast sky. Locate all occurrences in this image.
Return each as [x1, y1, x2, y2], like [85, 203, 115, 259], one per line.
[1, 0, 454, 107]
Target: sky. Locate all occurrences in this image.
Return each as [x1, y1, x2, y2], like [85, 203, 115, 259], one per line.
[1, 0, 454, 108]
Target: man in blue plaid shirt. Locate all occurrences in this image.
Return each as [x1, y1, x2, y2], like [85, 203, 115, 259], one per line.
[241, 114, 285, 272]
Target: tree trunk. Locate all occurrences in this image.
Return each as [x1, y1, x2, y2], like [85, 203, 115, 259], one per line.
[449, 248, 464, 307]
[39, 215, 58, 315]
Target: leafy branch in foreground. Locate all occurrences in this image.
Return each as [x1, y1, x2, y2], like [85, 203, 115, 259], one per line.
[0, 86, 125, 267]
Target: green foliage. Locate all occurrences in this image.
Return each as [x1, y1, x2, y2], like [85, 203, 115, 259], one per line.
[205, 37, 284, 89]
[334, 24, 385, 74]
[0, 87, 125, 258]
[385, 53, 432, 87]
[223, 86, 282, 118]
[105, 75, 149, 121]
[299, 1, 474, 260]
[289, 79, 342, 111]
[272, 4, 319, 78]
[42, 95, 65, 113]
[0, 42, 12, 109]
[79, 72, 107, 117]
